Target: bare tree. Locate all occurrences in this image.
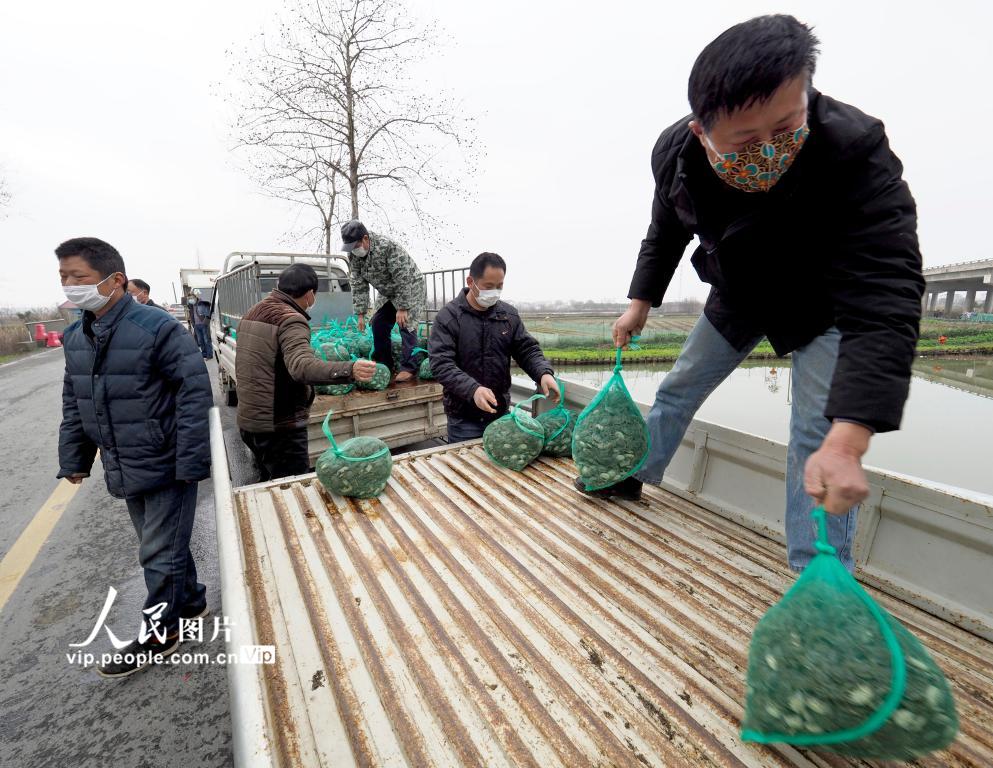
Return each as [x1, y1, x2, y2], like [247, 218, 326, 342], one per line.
[0, 175, 10, 216]
[226, 0, 477, 255]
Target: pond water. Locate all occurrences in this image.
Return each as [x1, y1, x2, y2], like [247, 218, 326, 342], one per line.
[550, 356, 993, 499]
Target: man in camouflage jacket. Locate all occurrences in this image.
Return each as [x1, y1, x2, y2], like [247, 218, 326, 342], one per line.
[341, 219, 427, 382]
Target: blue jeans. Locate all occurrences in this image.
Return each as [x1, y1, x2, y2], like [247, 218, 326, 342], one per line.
[124, 480, 207, 635]
[371, 302, 418, 373]
[634, 314, 858, 572]
[194, 323, 212, 359]
[446, 413, 489, 443]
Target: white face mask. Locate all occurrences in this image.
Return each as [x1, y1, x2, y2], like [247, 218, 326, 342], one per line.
[63, 274, 117, 312]
[472, 283, 501, 308]
[351, 246, 368, 258]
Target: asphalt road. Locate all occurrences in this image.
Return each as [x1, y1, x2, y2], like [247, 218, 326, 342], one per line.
[0, 348, 236, 768]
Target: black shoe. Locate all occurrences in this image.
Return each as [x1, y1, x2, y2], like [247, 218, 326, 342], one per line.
[180, 602, 210, 621]
[96, 633, 180, 679]
[573, 475, 643, 501]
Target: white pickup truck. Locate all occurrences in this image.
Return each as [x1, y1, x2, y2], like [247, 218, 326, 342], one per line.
[209, 377, 993, 768]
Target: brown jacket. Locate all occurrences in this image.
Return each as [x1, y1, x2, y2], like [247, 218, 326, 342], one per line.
[236, 290, 353, 432]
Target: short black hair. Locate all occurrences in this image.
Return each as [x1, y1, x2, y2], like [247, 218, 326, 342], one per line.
[278, 263, 319, 298]
[129, 278, 151, 293]
[688, 15, 820, 131]
[469, 252, 507, 280]
[55, 237, 127, 281]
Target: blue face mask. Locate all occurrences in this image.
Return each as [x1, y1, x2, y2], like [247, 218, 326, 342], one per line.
[705, 124, 810, 192]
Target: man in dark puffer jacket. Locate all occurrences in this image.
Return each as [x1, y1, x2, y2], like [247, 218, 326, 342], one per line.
[428, 252, 560, 442]
[56, 237, 213, 679]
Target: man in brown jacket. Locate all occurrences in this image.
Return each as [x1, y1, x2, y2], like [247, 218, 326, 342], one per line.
[236, 264, 376, 481]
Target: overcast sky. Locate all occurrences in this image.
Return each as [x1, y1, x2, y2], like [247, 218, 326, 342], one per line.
[1, 0, 989, 309]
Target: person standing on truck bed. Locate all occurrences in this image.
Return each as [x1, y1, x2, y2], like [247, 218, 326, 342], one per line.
[341, 219, 427, 383]
[429, 252, 561, 443]
[236, 263, 378, 481]
[55, 237, 214, 679]
[581, 15, 924, 575]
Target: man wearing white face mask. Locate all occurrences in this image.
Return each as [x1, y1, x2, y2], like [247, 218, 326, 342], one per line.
[429, 252, 560, 443]
[341, 219, 426, 383]
[56, 236, 214, 678]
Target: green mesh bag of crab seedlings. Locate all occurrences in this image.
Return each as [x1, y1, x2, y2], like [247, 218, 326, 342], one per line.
[483, 394, 547, 471]
[571, 347, 650, 490]
[319, 342, 351, 362]
[315, 411, 393, 499]
[536, 377, 576, 458]
[315, 382, 354, 396]
[353, 356, 392, 391]
[410, 347, 434, 380]
[741, 507, 958, 761]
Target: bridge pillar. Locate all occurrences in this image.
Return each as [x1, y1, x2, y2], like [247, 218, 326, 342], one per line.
[927, 291, 938, 313]
[984, 290, 993, 313]
[944, 290, 956, 315]
[965, 289, 977, 313]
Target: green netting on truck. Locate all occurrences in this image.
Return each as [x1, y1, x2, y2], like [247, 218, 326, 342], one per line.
[571, 347, 650, 490]
[536, 377, 576, 458]
[315, 410, 393, 499]
[741, 507, 958, 760]
[411, 347, 434, 380]
[354, 358, 392, 391]
[483, 394, 547, 471]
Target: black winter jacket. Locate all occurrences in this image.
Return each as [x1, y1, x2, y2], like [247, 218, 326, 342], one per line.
[428, 289, 554, 423]
[628, 90, 924, 432]
[58, 294, 213, 498]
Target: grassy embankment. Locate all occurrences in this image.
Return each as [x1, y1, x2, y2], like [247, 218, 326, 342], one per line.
[540, 317, 993, 365]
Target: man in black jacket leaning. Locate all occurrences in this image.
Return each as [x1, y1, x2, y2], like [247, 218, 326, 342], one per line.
[429, 252, 561, 442]
[581, 15, 924, 574]
[57, 237, 214, 678]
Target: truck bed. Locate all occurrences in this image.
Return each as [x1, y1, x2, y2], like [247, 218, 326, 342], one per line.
[307, 380, 446, 465]
[227, 441, 993, 768]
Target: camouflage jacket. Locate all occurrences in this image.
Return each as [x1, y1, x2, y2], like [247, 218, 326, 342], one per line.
[349, 233, 426, 330]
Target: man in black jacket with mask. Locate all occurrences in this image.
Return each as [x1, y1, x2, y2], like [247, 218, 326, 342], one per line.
[429, 252, 560, 442]
[580, 15, 924, 575]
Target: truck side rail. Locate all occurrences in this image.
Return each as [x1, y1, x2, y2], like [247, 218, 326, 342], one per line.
[210, 407, 276, 766]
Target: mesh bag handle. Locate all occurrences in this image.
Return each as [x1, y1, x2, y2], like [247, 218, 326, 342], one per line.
[741, 506, 908, 746]
[510, 394, 547, 438]
[544, 378, 572, 442]
[321, 410, 390, 463]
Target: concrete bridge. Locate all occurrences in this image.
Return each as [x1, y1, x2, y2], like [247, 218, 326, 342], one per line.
[923, 258, 993, 316]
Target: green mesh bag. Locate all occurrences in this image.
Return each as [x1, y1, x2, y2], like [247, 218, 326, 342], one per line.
[315, 411, 393, 499]
[536, 378, 576, 458]
[354, 358, 391, 391]
[483, 394, 547, 471]
[741, 507, 958, 760]
[315, 382, 354, 396]
[571, 347, 650, 490]
[390, 334, 404, 373]
[411, 347, 433, 380]
[350, 333, 373, 359]
[319, 342, 351, 362]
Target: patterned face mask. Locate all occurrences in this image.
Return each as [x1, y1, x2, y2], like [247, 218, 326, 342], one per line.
[705, 124, 810, 192]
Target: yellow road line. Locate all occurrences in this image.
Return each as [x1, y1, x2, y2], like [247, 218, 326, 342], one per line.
[0, 480, 81, 613]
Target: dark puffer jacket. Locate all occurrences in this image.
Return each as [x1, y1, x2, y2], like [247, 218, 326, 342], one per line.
[428, 289, 554, 423]
[628, 90, 924, 433]
[236, 290, 354, 432]
[58, 293, 213, 498]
